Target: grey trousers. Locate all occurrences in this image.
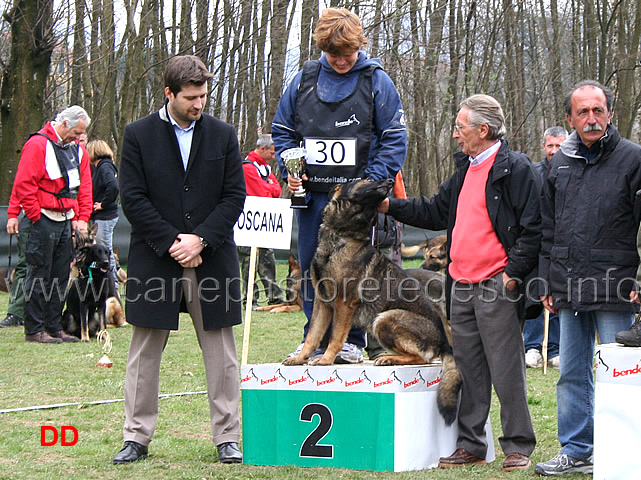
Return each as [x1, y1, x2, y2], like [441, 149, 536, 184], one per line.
[122, 267, 241, 447]
[450, 273, 536, 458]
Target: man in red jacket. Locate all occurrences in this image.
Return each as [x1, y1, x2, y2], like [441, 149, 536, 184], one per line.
[238, 134, 285, 307]
[8, 105, 93, 344]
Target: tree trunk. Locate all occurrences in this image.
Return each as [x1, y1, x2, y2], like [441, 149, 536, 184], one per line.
[0, 0, 55, 203]
[264, 0, 290, 132]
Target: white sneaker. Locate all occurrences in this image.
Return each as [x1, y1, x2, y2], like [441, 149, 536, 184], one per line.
[534, 453, 593, 475]
[525, 349, 543, 368]
[548, 355, 560, 368]
[287, 342, 323, 360]
[335, 343, 364, 364]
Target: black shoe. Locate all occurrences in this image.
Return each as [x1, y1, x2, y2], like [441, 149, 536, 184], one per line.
[616, 317, 641, 347]
[0, 314, 23, 328]
[113, 441, 148, 464]
[217, 442, 242, 463]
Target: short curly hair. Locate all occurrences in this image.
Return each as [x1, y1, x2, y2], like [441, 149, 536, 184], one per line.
[314, 8, 367, 56]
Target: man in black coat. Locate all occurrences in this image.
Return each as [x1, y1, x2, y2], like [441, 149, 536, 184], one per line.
[535, 80, 641, 476]
[113, 55, 246, 465]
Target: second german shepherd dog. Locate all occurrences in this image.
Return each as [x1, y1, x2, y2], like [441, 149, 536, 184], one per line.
[255, 255, 303, 314]
[62, 243, 119, 341]
[283, 179, 461, 425]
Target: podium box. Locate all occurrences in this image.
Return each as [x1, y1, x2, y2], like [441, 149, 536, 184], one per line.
[594, 343, 641, 480]
[241, 362, 494, 472]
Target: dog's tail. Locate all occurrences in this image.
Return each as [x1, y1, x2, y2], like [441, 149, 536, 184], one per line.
[399, 241, 428, 258]
[437, 351, 461, 426]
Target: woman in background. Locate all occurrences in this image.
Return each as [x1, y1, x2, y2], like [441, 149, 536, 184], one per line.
[87, 140, 120, 284]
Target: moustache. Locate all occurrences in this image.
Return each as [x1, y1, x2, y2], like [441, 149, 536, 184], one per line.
[583, 123, 603, 132]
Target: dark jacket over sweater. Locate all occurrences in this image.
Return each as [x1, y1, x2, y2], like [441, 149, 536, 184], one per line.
[539, 125, 641, 311]
[388, 140, 542, 317]
[119, 105, 246, 330]
[91, 158, 119, 221]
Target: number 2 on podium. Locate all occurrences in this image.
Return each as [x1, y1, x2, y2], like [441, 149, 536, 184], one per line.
[299, 403, 334, 458]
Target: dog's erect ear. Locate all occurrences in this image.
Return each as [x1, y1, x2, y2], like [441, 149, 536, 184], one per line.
[328, 184, 343, 200]
[89, 223, 99, 237]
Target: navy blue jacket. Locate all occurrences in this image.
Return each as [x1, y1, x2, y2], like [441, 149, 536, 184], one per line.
[272, 52, 406, 182]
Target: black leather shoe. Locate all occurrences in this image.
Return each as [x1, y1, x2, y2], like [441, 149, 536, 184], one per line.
[113, 441, 148, 464]
[0, 314, 23, 328]
[217, 442, 242, 463]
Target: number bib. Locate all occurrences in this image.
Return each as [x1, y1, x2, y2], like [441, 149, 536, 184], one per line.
[304, 138, 357, 167]
[294, 60, 376, 192]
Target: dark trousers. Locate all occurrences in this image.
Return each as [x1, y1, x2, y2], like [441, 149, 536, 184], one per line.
[238, 246, 284, 305]
[450, 273, 536, 458]
[24, 216, 72, 335]
[8, 215, 32, 320]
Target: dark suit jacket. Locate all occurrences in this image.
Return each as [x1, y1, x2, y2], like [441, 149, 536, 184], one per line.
[119, 104, 246, 330]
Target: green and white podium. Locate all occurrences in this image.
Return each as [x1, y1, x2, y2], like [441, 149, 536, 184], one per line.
[241, 362, 494, 471]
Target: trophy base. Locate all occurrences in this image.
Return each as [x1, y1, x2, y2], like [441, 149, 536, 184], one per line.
[290, 195, 308, 209]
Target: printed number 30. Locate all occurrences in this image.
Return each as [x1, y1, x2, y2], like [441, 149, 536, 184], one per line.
[299, 403, 334, 458]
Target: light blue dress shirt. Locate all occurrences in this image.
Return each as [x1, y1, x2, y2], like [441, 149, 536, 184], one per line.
[168, 113, 195, 170]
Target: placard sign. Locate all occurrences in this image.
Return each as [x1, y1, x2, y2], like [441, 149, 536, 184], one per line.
[234, 197, 293, 250]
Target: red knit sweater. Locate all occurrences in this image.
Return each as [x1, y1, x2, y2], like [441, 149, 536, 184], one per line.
[449, 152, 508, 283]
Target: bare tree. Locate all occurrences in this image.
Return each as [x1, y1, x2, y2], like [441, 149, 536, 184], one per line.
[0, 0, 55, 202]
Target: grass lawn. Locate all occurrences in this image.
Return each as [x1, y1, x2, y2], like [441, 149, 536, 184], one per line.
[0, 260, 587, 479]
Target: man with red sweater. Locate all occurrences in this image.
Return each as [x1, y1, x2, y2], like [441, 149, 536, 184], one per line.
[238, 134, 285, 307]
[8, 105, 93, 343]
[379, 94, 540, 472]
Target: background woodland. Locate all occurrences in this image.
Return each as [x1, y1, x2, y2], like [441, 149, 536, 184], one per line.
[2, 0, 641, 203]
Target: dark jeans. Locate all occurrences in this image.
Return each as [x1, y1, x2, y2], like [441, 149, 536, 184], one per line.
[24, 216, 73, 335]
[523, 310, 560, 358]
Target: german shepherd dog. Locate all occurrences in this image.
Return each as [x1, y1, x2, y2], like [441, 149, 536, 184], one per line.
[400, 234, 448, 273]
[254, 255, 303, 313]
[283, 179, 461, 425]
[62, 243, 118, 341]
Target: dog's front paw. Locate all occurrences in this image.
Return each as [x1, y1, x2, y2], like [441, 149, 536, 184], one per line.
[308, 355, 335, 366]
[374, 355, 400, 366]
[283, 356, 306, 366]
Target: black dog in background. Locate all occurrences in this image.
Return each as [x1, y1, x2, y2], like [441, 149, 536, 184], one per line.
[62, 243, 118, 341]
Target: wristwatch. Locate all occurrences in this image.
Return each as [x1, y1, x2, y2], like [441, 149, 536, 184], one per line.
[199, 236, 209, 248]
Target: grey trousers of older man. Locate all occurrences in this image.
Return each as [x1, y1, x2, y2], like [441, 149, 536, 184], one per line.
[121, 267, 241, 447]
[450, 273, 536, 458]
